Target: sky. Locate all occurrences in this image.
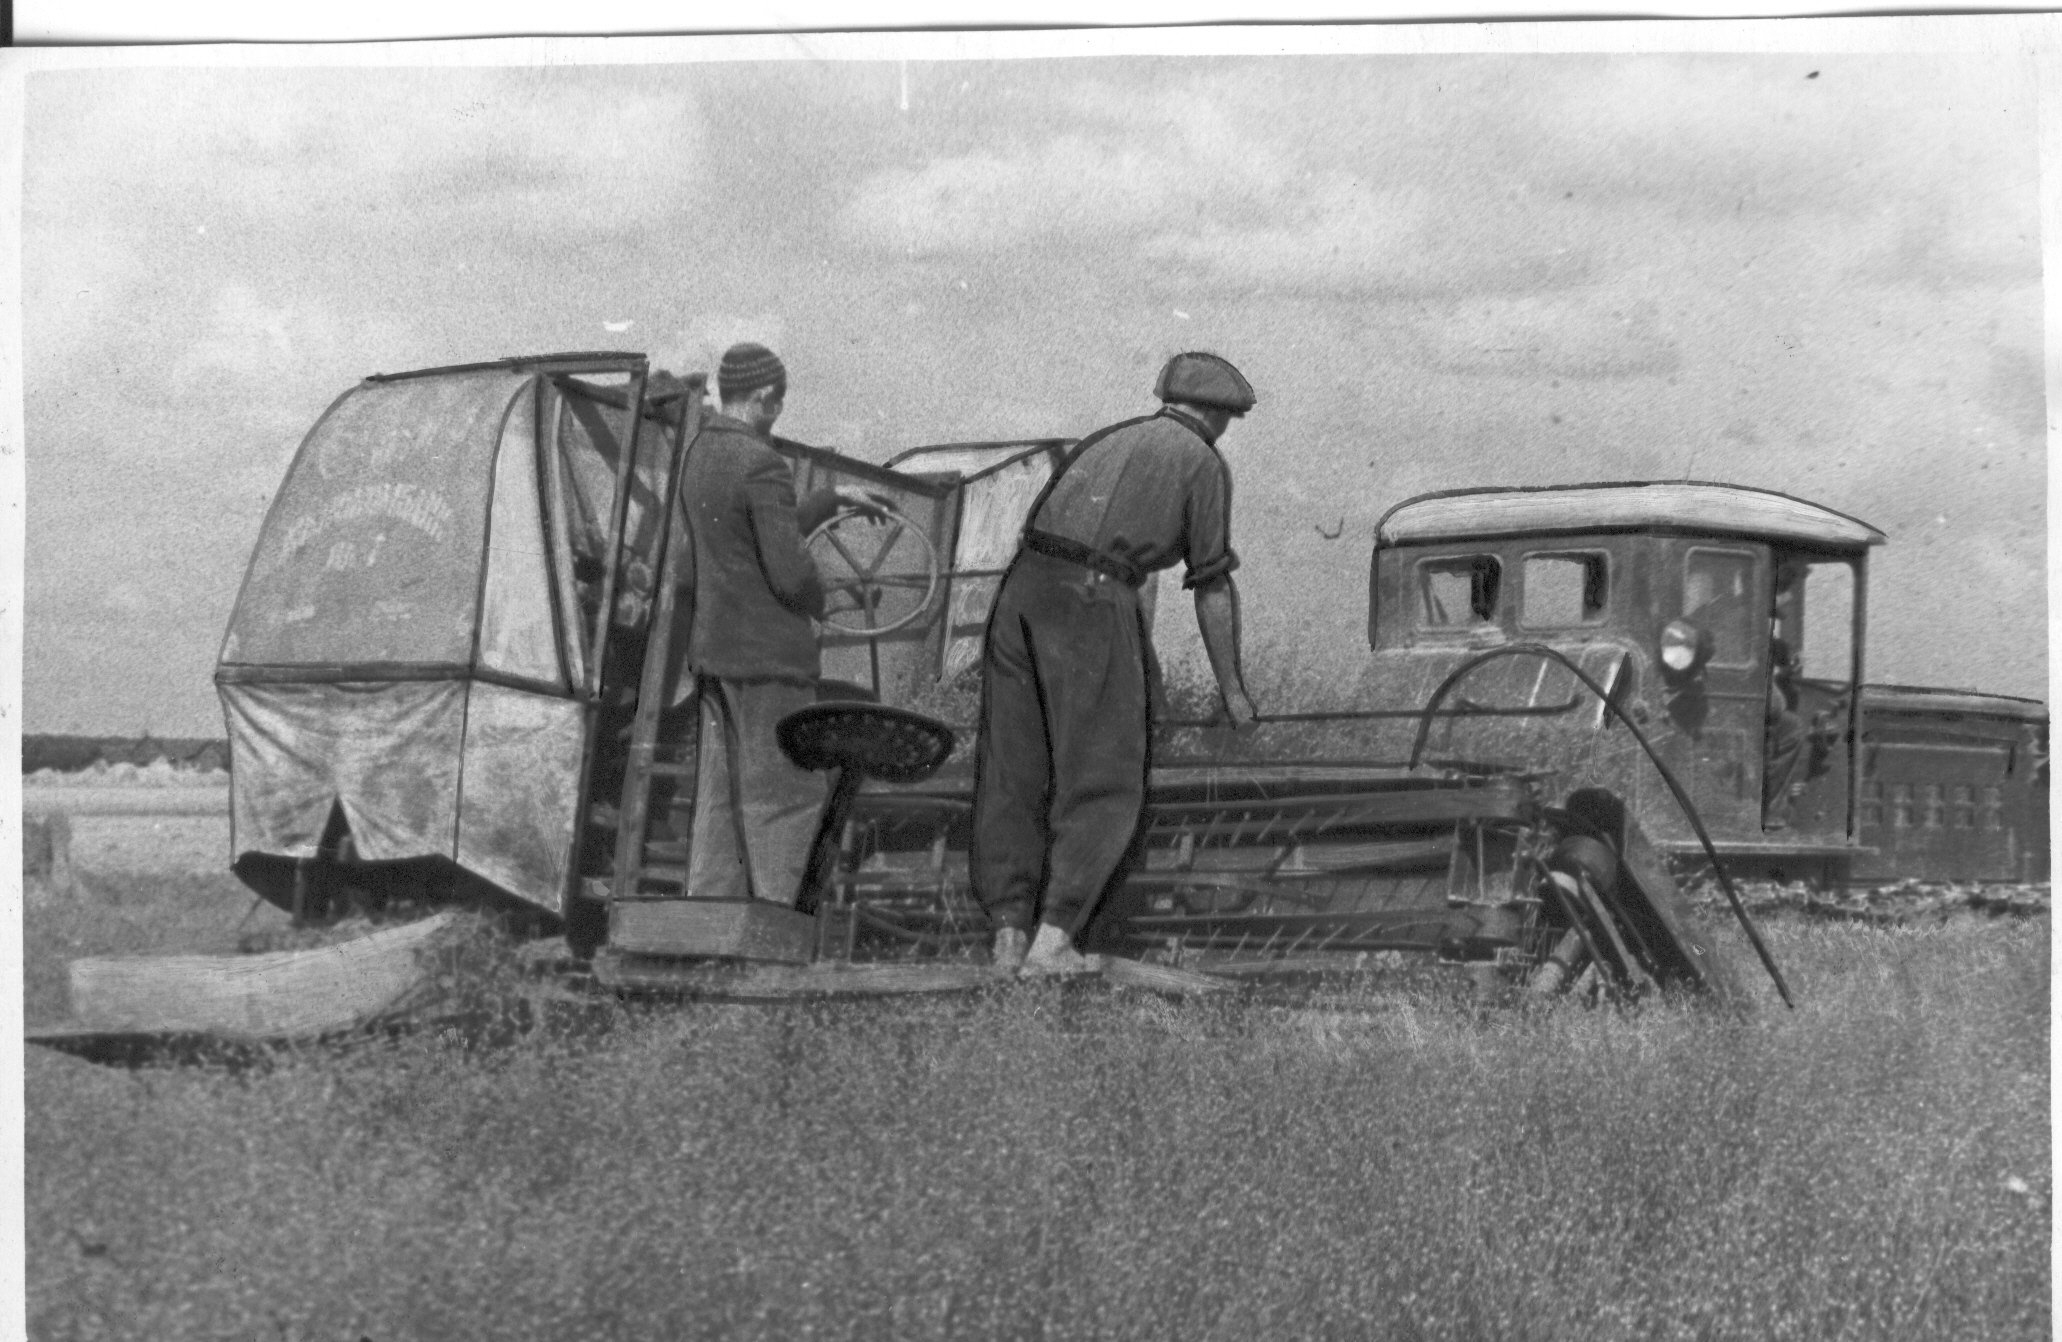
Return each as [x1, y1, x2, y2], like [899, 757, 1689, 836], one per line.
[17, 44, 2048, 735]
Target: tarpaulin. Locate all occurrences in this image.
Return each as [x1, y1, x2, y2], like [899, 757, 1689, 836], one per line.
[222, 679, 585, 914]
[478, 387, 563, 687]
[222, 371, 531, 667]
[455, 685, 586, 913]
[218, 367, 623, 917]
[223, 680, 465, 865]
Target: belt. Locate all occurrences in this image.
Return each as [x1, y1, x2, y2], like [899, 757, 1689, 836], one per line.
[1021, 529, 1147, 587]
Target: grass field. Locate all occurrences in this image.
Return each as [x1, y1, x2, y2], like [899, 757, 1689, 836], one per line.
[23, 853, 2051, 1342]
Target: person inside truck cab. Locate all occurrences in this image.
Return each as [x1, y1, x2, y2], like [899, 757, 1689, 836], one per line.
[1762, 567, 1808, 829]
[1668, 554, 1809, 828]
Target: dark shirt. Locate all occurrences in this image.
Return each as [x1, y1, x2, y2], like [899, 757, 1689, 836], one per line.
[678, 412, 838, 683]
[1028, 407, 1239, 590]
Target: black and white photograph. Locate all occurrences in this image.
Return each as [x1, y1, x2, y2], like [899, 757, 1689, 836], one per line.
[6, 14, 2052, 1340]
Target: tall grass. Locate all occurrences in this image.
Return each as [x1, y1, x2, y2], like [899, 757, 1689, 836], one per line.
[25, 898, 2048, 1342]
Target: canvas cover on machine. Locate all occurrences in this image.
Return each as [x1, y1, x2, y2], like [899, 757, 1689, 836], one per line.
[218, 365, 658, 915]
[224, 372, 524, 668]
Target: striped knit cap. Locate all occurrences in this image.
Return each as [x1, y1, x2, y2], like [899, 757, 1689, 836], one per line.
[718, 343, 787, 400]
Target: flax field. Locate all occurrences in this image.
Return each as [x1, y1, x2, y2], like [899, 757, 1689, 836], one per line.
[23, 863, 2050, 1342]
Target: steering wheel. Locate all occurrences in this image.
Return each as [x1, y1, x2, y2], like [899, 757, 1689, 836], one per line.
[806, 500, 942, 638]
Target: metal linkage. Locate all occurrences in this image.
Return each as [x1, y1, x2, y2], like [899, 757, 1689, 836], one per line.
[1411, 642, 1794, 1008]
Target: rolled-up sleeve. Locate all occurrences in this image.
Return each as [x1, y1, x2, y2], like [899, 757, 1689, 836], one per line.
[1180, 454, 1240, 590]
[744, 459, 827, 618]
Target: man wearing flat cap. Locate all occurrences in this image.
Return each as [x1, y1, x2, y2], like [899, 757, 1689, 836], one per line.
[675, 342, 883, 906]
[973, 351, 1261, 976]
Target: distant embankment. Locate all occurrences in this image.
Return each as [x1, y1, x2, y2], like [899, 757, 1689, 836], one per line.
[23, 735, 229, 774]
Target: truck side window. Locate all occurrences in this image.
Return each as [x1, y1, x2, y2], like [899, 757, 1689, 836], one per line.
[1418, 555, 1501, 628]
[1521, 553, 1607, 626]
[1682, 547, 1758, 667]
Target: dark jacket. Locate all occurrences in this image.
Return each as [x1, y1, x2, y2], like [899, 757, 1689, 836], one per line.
[679, 413, 836, 683]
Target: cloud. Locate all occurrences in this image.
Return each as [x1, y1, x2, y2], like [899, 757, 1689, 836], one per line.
[1405, 292, 1682, 379]
[843, 135, 1181, 255]
[1523, 57, 2041, 293]
[841, 121, 1590, 299]
[1140, 177, 1603, 300]
[25, 67, 710, 389]
[840, 79, 1297, 257]
[157, 280, 419, 496]
[31, 67, 708, 236]
[174, 284, 304, 380]
[164, 280, 413, 402]
[838, 56, 2037, 307]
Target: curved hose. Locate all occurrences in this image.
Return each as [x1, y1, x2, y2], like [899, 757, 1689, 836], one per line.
[1409, 643, 1794, 1008]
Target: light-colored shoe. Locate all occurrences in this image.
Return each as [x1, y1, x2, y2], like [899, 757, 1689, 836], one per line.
[1019, 921, 1104, 978]
[990, 925, 1029, 974]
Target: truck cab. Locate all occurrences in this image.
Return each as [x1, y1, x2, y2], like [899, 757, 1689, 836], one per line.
[1362, 482, 2046, 883]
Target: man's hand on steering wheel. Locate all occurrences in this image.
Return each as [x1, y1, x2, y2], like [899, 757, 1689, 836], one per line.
[834, 486, 897, 524]
[806, 493, 942, 638]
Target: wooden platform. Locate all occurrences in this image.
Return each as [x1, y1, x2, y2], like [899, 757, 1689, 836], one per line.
[55, 913, 460, 1040]
[594, 951, 999, 999]
[1098, 956, 1236, 996]
[607, 900, 818, 964]
[28, 912, 1249, 1063]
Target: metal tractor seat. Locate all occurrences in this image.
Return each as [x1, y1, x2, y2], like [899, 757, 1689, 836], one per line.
[777, 701, 957, 786]
[779, 702, 958, 919]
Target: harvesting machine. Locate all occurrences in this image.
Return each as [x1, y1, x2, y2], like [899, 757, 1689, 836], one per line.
[201, 353, 2045, 1009]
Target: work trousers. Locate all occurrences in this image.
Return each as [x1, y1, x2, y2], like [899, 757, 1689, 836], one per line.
[971, 549, 1151, 939]
[687, 675, 827, 906]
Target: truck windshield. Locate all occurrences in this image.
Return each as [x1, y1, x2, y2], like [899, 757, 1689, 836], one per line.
[1417, 555, 1501, 628]
[1521, 553, 1607, 626]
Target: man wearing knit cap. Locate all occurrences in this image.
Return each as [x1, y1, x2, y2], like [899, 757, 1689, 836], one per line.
[675, 342, 885, 906]
[973, 351, 1261, 976]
